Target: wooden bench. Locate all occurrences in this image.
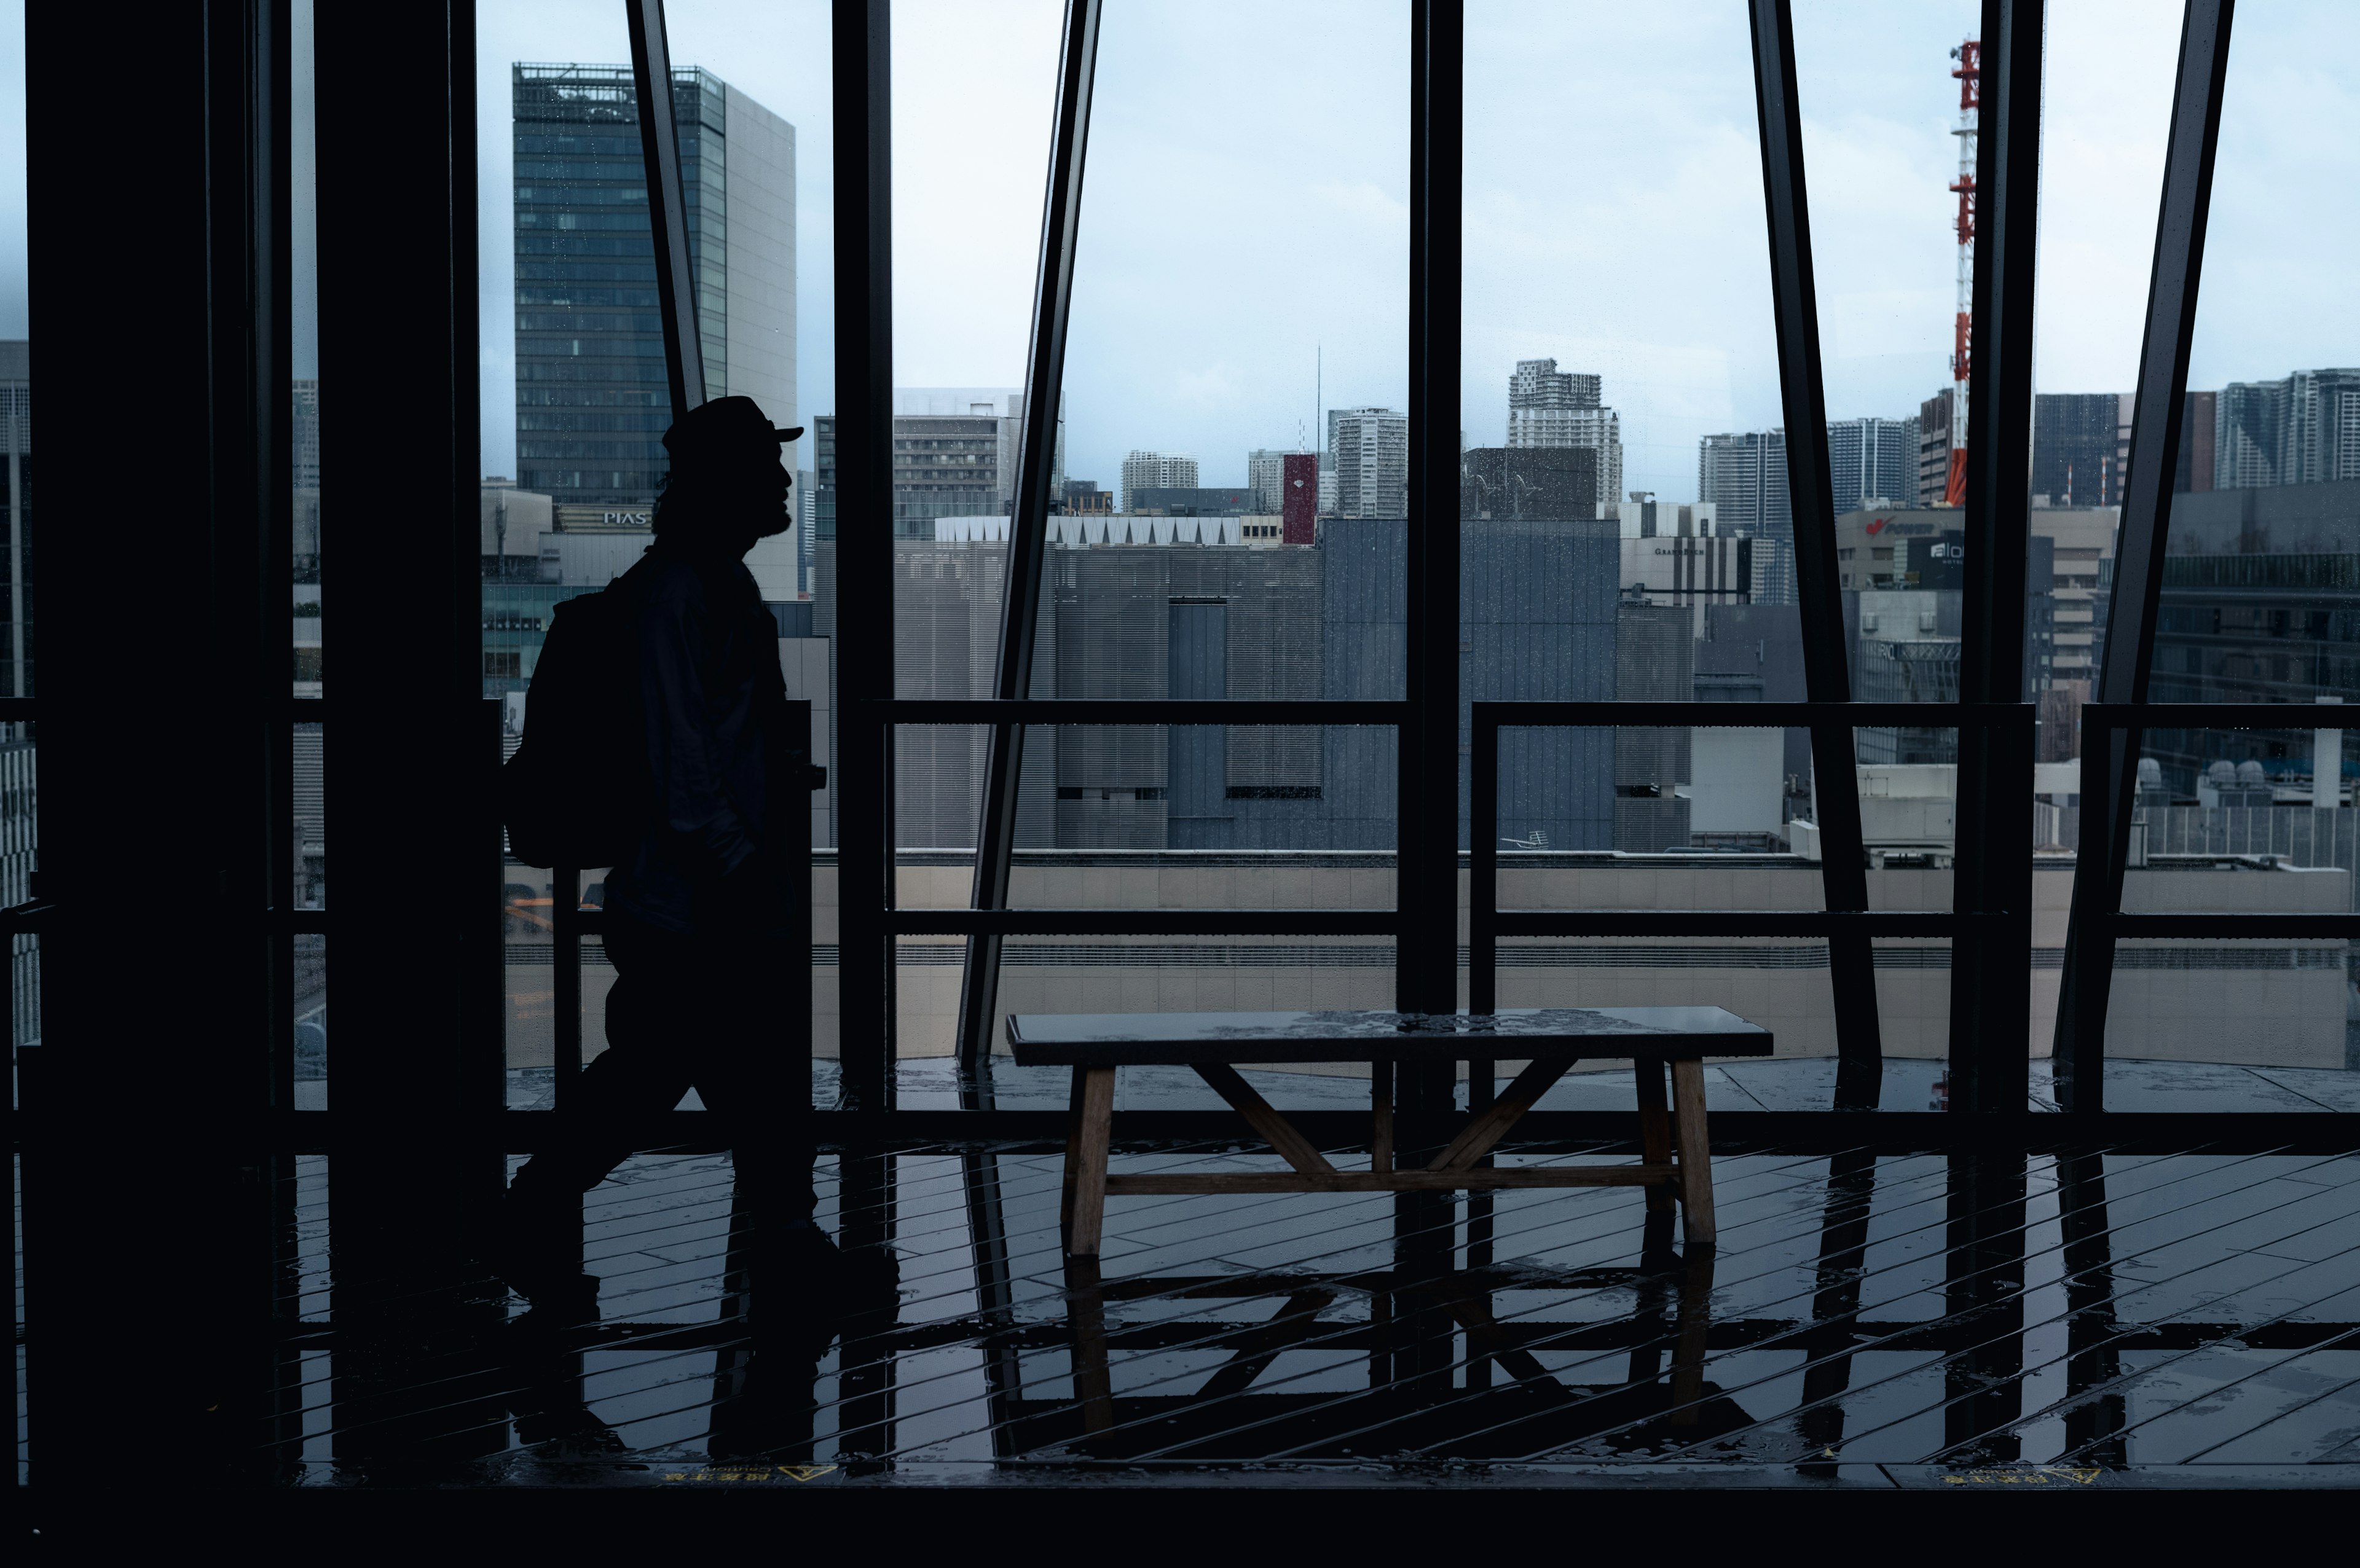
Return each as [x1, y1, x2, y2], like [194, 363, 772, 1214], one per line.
[1007, 1006, 1773, 1258]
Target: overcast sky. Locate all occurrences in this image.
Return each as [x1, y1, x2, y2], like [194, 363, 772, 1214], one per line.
[4, 1, 2355, 504]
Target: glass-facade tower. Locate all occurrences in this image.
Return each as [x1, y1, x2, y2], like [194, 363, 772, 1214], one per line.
[513, 63, 790, 510]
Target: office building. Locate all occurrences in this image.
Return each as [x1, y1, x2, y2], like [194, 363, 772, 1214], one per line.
[1613, 598, 1693, 852]
[1827, 414, 1920, 511]
[1129, 487, 1260, 515]
[1504, 358, 1620, 516]
[2176, 388, 2217, 493]
[1281, 453, 1318, 544]
[1120, 450, 1198, 513]
[1918, 386, 1956, 509]
[2149, 477, 2360, 796]
[512, 63, 795, 510]
[1330, 407, 1407, 519]
[1459, 445, 1598, 522]
[2031, 392, 2130, 509]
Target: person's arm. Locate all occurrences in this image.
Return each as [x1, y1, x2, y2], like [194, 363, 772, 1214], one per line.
[639, 567, 756, 879]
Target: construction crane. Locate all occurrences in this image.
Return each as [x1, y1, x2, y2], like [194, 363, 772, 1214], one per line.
[1944, 38, 1980, 507]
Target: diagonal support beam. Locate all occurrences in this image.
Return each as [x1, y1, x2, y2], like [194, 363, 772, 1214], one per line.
[1749, 0, 1882, 1110]
[1192, 1064, 1338, 1177]
[2055, 0, 2234, 1112]
[955, 0, 1104, 1106]
[625, 0, 706, 414]
[1429, 1054, 1573, 1172]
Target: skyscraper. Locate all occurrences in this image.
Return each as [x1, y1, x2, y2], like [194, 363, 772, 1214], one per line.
[1120, 450, 1199, 513]
[1329, 408, 1407, 519]
[1504, 358, 1621, 515]
[2031, 392, 2130, 508]
[1827, 414, 1921, 511]
[511, 64, 795, 511]
[1, 341, 30, 700]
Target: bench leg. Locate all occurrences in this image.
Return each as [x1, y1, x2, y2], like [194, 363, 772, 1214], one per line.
[1065, 1066, 1117, 1256]
[1635, 1058, 1674, 1214]
[1669, 1057, 1716, 1248]
[1060, 1065, 1087, 1240]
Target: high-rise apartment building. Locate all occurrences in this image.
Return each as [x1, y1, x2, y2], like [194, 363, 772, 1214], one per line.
[1827, 414, 1920, 511]
[1504, 358, 1620, 515]
[1246, 448, 1296, 514]
[2031, 392, 2131, 508]
[2214, 368, 2360, 490]
[512, 63, 795, 510]
[1329, 408, 1407, 519]
[1120, 450, 1198, 513]
[1696, 429, 1793, 603]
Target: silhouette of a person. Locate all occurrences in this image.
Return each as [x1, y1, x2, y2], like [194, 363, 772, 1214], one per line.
[498, 395, 824, 1308]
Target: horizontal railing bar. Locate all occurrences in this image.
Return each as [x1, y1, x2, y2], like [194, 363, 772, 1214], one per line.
[1472, 700, 2032, 730]
[1487, 910, 1989, 939]
[884, 909, 1403, 936]
[2103, 914, 2360, 938]
[858, 699, 1410, 726]
[42, 1108, 2360, 1154]
[2085, 702, 2353, 731]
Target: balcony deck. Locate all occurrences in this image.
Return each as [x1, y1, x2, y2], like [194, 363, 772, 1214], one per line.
[234, 1062, 2360, 1491]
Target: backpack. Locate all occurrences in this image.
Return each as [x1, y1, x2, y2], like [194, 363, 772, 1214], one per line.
[501, 568, 652, 869]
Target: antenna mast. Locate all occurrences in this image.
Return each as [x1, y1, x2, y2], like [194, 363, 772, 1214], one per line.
[1944, 37, 1980, 506]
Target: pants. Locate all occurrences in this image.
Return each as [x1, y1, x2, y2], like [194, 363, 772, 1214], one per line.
[513, 912, 814, 1220]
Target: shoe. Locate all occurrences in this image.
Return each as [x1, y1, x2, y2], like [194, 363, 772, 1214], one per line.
[754, 1223, 900, 1316]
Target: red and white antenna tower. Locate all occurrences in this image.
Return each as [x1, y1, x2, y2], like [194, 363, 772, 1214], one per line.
[1943, 37, 1979, 506]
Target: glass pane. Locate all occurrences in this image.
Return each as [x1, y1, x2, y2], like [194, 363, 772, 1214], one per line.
[2139, 4, 2360, 1095]
[922, 4, 1409, 1103]
[482, 2, 835, 1103]
[1468, 3, 1845, 1096]
[293, 0, 320, 698]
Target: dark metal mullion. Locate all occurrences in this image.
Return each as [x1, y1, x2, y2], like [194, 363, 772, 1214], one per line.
[1402, 1, 1463, 1119]
[259, 0, 297, 1116]
[956, 0, 1104, 1104]
[1948, 0, 2043, 1115]
[1469, 712, 1498, 1017]
[1748, 0, 1882, 1110]
[2055, 0, 2234, 1111]
[833, 0, 897, 1111]
[625, 0, 706, 415]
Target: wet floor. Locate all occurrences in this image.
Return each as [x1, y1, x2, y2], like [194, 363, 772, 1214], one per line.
[242, 1100, 2360, 1488]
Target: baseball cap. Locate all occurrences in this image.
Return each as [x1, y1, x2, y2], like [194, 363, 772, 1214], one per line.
[661, 395, 804, 461]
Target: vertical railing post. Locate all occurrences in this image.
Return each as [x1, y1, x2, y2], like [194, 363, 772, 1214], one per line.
[833, 0, 897, 1110]
[1949, 0, 2043, 1116]
[1403, 0, 1465, 1124]
[2055, 0, 2234, 1111]
[1749, 0, 1883, 1109]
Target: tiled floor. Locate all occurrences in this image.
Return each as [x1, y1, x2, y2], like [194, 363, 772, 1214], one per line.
[237, 1064, 2360, 1489]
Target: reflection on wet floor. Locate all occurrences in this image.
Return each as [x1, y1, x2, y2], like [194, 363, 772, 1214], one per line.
[253, 1111, 2360, 1488]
